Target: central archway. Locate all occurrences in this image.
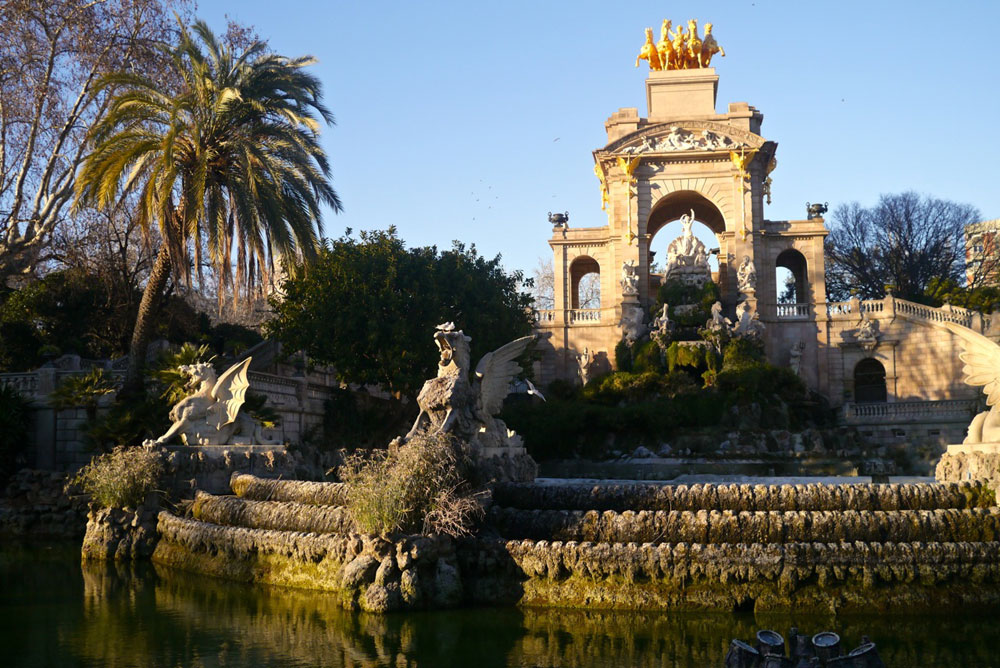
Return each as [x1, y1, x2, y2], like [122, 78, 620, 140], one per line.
[645, 190, 726, 240]
[645, 190, 728, 284]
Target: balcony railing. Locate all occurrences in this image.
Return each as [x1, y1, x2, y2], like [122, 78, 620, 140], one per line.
[533, 309, 556, 324]
[844, 399, 976, 422]
[776, 303, 810, 319]
[568, 309, 601, 324]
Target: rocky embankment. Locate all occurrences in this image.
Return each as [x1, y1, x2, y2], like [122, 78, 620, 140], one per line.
[150, 473, 1000, 613]
[0, 469, 88, 538]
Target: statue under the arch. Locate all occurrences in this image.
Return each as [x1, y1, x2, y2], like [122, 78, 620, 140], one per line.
[664, 210, 711, 287]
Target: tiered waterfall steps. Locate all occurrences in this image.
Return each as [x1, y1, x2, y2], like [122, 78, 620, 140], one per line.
[152, 474, 1000, 613]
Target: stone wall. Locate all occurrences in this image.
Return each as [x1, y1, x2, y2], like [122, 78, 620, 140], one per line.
[230, 472, 349, 506]
[460, 538, 1000, 612]
[491, 480, 990, 512]
[0, 358, 342, 472]
[0, 469, 88, 538]
[149, 474, 1000, 613]
[487, 506, 1000, 544]
[936, 446, 1000, 496]
[160, 446, 334, 497]
[154, 512, 462, 613]
[81, 502, 159, 561]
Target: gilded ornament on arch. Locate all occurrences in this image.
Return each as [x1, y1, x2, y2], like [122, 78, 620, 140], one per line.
[593, 162, 609, 211]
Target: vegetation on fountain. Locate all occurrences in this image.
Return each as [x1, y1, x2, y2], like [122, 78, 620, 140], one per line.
[503, 299, 844, 462]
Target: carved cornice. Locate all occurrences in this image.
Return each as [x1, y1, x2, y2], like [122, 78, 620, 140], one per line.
[602, 120, 767, 155]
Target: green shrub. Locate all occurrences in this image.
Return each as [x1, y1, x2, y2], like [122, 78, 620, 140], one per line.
[614, 339, 632, 372]
[665, 341, 710, 374]
[632, 340, 664, 373]
[73, 446, 164, 508]
[722, 337, 766, 371]
[716, 364, 807, 405]
[0, 384, 30, 483]
[545, 378, 579, 400]
[655, 279, 720, 328]
[339, 433, 484, 536]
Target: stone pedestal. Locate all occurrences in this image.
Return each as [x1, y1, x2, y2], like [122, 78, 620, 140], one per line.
[646, 68, 718, 119]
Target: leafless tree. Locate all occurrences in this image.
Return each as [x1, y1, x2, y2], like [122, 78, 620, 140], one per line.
[0, 0, 187, 284]
[530, 257, 601, 310]
[530, 258, 555, 310]
[824, 192, 982, 302]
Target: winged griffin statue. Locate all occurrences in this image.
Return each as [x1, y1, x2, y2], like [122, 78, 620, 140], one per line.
[146, 357, 278, 446]
[399, 323, 540, 480]
[944, 322, 1000, 444]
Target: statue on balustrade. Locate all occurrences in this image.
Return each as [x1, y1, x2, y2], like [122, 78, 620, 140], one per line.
[664, 211, 710, 286]
[146, 357, 279, 446]
[943, 322, 1000, 444]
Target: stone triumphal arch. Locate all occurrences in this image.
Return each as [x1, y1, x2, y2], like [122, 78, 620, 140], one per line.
[532, 22, 994, 449]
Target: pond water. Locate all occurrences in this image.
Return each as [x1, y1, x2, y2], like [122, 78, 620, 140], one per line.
[2, 542, 997, 667]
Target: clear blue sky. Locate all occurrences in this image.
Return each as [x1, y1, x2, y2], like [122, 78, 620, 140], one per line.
[199, 0, 1000, 276]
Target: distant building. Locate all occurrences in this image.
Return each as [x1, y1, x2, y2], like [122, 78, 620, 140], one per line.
[965, 219, 1000, 285]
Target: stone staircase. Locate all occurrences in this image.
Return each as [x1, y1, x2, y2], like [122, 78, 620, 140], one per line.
[153, 474, 1000, 613]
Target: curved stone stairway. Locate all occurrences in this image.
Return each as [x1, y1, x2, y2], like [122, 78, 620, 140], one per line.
[152, 474, 1000, 613]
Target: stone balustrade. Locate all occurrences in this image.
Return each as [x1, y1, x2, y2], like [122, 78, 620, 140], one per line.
[844, 399, 977, 423]
[567, 308, 602, 324]
[533, 309, 556, 324]
[775, 303, 810, 319]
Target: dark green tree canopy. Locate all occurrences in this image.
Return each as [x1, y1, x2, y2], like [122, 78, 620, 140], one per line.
[265, 228, 535, 396]
[824, 192, 981, 302]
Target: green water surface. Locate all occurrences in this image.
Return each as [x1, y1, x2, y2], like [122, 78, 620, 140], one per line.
[1, 542, 998, 667]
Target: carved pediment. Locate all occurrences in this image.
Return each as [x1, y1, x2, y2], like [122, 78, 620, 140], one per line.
[605, 121, 765, 156]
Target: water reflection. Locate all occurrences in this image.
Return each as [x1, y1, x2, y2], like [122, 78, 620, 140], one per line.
[1, 543, 998, 667]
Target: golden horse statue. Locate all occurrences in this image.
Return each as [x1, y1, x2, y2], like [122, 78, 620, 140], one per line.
[701, 23, 725, 67]
[636, 19, 724, 71]
[635, 27, 663, 71]
[686, 20, 703, 68]
[656, 19, 676, 71]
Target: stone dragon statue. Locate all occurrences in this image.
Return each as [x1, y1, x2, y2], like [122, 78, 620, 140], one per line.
[400, 324, 541, 479]
[147, 357, 278, 446]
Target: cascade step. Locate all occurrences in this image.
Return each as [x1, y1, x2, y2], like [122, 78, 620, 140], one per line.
[486, 506, 1000, 544]
[231, 473, 349, 506]
[192, 491, 354, 534]
[491, 481, 993, 512]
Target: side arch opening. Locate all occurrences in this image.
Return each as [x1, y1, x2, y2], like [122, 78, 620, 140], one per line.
[569, 256, 600, 309]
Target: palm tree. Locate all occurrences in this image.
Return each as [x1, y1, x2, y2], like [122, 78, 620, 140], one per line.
[76, 20, 340, 394]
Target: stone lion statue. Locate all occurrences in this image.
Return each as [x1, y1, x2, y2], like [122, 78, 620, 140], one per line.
[147, 358, 278, 446]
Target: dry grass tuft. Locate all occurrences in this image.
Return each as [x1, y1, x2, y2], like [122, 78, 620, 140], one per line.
[339, 433, 485, 537]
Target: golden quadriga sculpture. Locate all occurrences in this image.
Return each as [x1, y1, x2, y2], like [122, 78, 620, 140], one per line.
[636, 18, 725, 71]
